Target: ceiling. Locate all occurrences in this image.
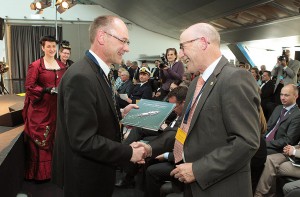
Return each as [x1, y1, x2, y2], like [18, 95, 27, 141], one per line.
[82, 0, 300, 50]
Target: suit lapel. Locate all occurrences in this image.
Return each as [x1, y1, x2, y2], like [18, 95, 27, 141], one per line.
[187, 56, 227, 135]
[84, 56, 119, 120]
[280, 106, 298, 123]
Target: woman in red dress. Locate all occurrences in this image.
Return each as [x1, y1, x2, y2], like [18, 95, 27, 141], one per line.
[22, 35, 66, 180]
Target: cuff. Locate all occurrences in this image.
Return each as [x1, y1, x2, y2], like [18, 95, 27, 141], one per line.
[163, 152, 169, 160]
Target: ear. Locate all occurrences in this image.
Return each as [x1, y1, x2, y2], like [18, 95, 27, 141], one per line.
[96, 30, 106, 45]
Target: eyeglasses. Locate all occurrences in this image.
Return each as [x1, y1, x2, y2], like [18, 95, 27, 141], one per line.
[179, 37, 210, 49]
[104, 31, 130, 45]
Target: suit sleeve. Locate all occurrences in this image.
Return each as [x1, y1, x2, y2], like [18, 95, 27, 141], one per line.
[63, 72, 132, 165]
[193, 69, 260, 189]
[284, 66, 297, 79]
[266, 113, 300, 150]
[271, 65, 279, 77]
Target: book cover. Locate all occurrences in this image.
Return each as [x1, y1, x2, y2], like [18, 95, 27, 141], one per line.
[121, 99, 175, 131]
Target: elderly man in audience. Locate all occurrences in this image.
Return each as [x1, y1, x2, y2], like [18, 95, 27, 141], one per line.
[116, 86, 188, 189]
[254, 142, 300, 197]
[115, 67, 127, 90]
[265, 84, 300, 155]
[117, 70, 134, 108]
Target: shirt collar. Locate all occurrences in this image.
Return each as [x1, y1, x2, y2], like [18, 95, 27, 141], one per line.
[89, 50, 110, 77]
[201, 56, 222, 82]
[284, 103, 296, 112]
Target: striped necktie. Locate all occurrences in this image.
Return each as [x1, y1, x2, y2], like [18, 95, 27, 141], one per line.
[173, 76, 205, 163]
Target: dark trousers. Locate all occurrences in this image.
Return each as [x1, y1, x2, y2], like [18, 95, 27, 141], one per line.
[145, 162, 174, 197]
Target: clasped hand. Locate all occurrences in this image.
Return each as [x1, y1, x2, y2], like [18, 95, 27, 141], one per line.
[129, 142, 152, 164]
[170, 163, 196, 184]
[283, 144, 295, 156]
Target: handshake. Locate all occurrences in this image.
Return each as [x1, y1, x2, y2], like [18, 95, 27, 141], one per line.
[129, 141, 152, 163]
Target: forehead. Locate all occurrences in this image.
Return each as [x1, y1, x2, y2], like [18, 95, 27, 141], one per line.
[62, 49, 70, 52]
[112, 19, 129, 37]
[180, 28, 193, 41]
[44, 41, 56, 46]
[281, 86, 293, 94]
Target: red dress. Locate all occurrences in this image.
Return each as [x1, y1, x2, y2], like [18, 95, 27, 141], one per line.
[22, 58, 66, 180]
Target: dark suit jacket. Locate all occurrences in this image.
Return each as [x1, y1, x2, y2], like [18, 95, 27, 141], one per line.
[130, 82, 152, 103]
[265, 104, 300, 154]
[261, 80, 274, 103]
[127, 67, 135, 81]
[150, 56, 260, 197]
[52, 55, 132, 197]
[151, 67, 160, 80]
[117, 79, 133, 96]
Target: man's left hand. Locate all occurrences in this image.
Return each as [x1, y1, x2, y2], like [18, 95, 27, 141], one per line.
[170, 163, 196, 184]
[122, 104, 139, 117]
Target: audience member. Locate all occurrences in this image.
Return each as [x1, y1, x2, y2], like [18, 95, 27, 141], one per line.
[272, 53, 299, 105]
[22, 35, 66, 181]
[132, 61, 140, 84]
[115, 67, 126, 90]
[51, 15, 145, 197]
[119, 67, 152, 107]
[265, 84, 300, 154]
[254, 142, 300, 197]
[58, 40, 74, 68]
[251, 106, 268, 193]
[259, 64, 266, 76]
[260, 70, 275, 120]
[149, 60, 160, 93]
[251, 67, 262, 86]
[157, 48, 184, 100]
[180, 72, 192, 87]
[117, 70, 134, 108]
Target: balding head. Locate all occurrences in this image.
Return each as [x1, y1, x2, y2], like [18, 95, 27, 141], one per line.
[88, 15, 129, 66]
[179, 23, 222, 74]
[280, 84, 298, 107]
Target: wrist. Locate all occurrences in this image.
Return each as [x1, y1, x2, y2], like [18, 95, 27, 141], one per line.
[145, 144, 152, 157]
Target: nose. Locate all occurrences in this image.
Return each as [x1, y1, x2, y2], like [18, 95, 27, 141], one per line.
[179, 50, 185, 59]
[123, 44, 130, 52]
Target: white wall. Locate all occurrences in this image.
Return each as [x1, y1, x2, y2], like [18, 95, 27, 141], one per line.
[0, 1, 179, 64]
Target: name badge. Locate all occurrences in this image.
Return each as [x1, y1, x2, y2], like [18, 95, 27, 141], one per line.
[175, 127, 187, 145]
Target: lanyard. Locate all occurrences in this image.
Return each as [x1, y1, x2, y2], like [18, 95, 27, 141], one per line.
[183, 81, 207, 124]
[85, 51, 112, 88]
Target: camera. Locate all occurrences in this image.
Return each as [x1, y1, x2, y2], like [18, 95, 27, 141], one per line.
[159, 53, 168, 69]
[278, 56, 286, 61]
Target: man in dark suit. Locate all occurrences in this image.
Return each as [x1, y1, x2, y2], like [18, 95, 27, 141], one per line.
[260, 70, 275, 120]
[119, 67, 152, 107]
[51, 15, 145, 197]
[265, 84, 300, 155]
[134, 23, 260, 197]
